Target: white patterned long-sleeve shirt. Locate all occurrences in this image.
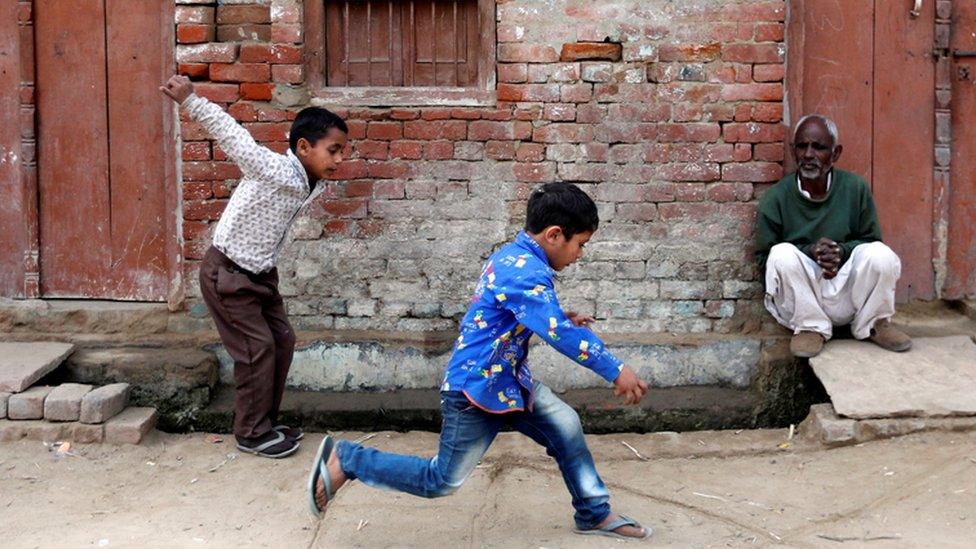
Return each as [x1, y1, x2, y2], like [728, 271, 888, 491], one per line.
[182, 94, 325, 273]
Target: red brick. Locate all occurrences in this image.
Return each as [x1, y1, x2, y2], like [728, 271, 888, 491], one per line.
[734, 104, 752, 122]
[227, 101, 258, 122]
[177, 24, 214, 44]
[355, 140, 389, 160]
[271, 23, 302, 43]
[753, 102, 784, 123]
[403, 120, 467, 140]
[366, 161, 410, 179]
[345, 120, 367, 140]
[706, 182, 754, 202]
[514, 162, 557, 182]
[721, 83, 783, 102]
[424, 141, 454, 160]
[390, 109, 420, 121]
[244, 122, 290, 141]
[182, 220, 211, 240]
[486, 141, 517, 160]
[193, 83, 241, 103]
[516, 143, 545, 162]
[497, 83, 561, 103]
[217, 24, 272, 42]
[722, 122, 786, 143]
[722, 162, 783, 182]
[210, 63, 270, 83]
[559, 42, 622, 62]
[754, 143, 785, 162]
[183, 161, 241, 181]
[420, 108, 452, 121]
[181, 121, 209, 141]
[182, 181, 213, 200]
[543, 104, 576, 122]
[659, 43, 721, 62]
[182, 142, 211, 162]
[178, 63, 209, 79]
[737, 23, 756, 41]
[240, 82, 274, 101]
[468, 121, 514, 141]
[367, 122, 402, 141]
[183, 199, 228, 221]
[657, 123, 721, 143]
[753, 64, 785, 82]
[176, 43, 238, 63]
[658, 163, 721, 182]
[674, 183, 706, 201]
[498, 43, 560, 63]
[756, 23, 785, 42]
[498, 63, 528, 83]
[734, 143, 753, 162]
[497, 23, 525, 43]
[532, 123, 593, 143]
[736, 64, 753, 83]
[272, 64, 303, 83]
[451, 108, 483, 120]
[331, 159, 367, 180]
[390, 141, 423, 159]
[561, 83, 592, 103]
[270, 45, 302, 64]
[239, 43, 273, 63]
[722, 43, 784, 63]
[176, 6, 214, 24]
[724, 2, 786, 22]
[658, 202, 718, 221]
[373, 181, 406, 199]
[217, 4, 270, 24]
[345, 181, 373, 197]
[320, 198, 368, 218]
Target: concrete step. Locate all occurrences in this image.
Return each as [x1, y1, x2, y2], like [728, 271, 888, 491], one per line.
[61, 347, 218, 431]
[0, 299, 171, 335]
[0, 341, 74, 393]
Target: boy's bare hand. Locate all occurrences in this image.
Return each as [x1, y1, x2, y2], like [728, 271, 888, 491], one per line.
[565, 310, 595, 328]
[613, 366, 648, 406]
[160, 75, 194, 104]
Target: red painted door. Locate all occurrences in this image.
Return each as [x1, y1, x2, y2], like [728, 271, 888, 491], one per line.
[946, 2, 976, 298]
[788, 0, 935, 302]
[34, 0, 176, 300]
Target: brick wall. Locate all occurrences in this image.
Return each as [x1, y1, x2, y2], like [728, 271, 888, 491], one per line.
[175, 0, 787, 334]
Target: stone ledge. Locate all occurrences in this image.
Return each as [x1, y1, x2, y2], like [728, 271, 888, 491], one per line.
[799, 403, 976, 447]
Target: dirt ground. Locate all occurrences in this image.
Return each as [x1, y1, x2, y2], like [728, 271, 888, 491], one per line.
[1, 428, 974, 548]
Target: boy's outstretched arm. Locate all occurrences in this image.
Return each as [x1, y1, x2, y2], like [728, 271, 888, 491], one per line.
[160, 75, 284, 180]
[498, 277, 647, 405]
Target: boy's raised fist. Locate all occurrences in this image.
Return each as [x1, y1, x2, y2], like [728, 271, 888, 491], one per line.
[160, 75, 194, 104]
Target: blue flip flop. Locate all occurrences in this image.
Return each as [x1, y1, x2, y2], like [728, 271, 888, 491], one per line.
[307, 435, 335, 518]
[574, 514, 653, 540]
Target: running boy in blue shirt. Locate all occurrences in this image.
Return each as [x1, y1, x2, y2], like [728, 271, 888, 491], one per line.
[308, 182, 652, 540]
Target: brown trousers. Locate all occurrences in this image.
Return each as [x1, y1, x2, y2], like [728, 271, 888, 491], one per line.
[199, 246, 295, 442]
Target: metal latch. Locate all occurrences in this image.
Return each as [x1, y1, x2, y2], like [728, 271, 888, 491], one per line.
[953, 50, 976, 58]
[910, 0, 922, 18]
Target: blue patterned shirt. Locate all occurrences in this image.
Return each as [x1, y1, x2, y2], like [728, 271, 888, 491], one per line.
[441, 231, 624, 413]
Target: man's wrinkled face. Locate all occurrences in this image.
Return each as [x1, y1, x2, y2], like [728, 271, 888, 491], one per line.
[793, 119, 840, 181]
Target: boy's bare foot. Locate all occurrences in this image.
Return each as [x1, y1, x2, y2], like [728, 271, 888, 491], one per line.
[589, 512, 650, 538]
[314, 445, 347, 512]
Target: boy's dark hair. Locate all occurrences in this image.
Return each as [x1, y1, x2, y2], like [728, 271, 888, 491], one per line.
[289, 106, 348, 152]
[525, 182, 599, 238]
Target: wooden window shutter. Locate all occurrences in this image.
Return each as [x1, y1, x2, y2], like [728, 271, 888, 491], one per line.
[325, 1, 481, 88]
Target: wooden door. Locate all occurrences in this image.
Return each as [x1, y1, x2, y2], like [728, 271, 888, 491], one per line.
[946, 2, 976, 298]
[788, 0, 936, 302]
[34, 0, 177, 300]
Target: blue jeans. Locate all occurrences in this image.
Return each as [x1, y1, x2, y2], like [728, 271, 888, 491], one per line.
[335, 383, 612, 529]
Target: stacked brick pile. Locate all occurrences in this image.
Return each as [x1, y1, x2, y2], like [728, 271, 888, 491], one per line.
[175, 0, 788, 336]
[0, 343, 157, 445]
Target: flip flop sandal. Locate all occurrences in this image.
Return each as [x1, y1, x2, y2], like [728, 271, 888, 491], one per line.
[235, 430, 300, 459]
[308, 435, 336, 518]
[574, 514, 653, 541]
[274, 424, 304, 441]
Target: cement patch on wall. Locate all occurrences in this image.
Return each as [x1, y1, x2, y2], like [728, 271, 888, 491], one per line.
[210, 337, 761, 392]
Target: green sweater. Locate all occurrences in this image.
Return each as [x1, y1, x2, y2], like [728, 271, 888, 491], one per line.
[755, 169, 882, 270]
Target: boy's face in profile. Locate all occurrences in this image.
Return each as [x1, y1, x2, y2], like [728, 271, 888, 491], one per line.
[297, 127, 348, 180]
[537, 227, 593, 271]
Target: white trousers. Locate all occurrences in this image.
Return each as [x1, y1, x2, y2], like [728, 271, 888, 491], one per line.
[763, 242, 900, 340]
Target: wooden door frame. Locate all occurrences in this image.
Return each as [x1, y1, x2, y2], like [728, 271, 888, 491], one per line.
[1, 0, 183, 307]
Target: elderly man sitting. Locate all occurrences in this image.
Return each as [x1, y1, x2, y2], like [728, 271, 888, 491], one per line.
[755, 114, 912, 358]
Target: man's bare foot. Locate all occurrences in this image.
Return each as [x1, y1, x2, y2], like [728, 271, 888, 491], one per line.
[593, 513, 648, 538]
[314, 446, 347, 512]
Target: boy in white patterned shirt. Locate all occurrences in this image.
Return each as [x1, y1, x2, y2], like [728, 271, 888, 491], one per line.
[161, 75, 347, 458]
